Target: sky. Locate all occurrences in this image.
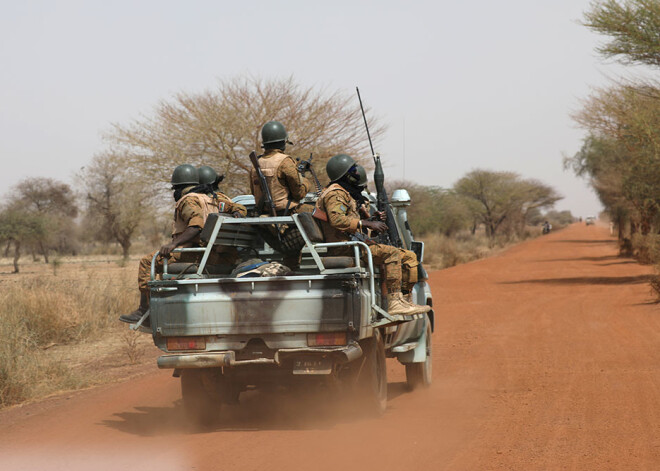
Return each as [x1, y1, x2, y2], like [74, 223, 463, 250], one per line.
[0, 0, 650, 217]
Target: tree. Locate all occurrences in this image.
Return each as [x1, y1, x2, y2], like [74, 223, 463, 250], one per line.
[80, 152, 156, 259]
[0, 209, 47, 273]
[107, 76, 385, 196]
[583, 0, 660, 67]
[570, 85, 660, 235]
[8, 178, 78, 262]
[454, 170, 561, 238]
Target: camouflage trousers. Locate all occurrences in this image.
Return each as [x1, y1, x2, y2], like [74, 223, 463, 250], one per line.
[137, 248, 237, 292]
[368, 244, 419, 293]
[330, 243, 419, 293]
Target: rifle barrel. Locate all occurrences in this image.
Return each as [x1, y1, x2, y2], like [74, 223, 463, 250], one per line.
[356, 87, 376, 161]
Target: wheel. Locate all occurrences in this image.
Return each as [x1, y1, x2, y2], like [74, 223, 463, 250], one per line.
[405, 315, 432, 390]
[357, 330, 388, 415]
[180, 369, 222, 426]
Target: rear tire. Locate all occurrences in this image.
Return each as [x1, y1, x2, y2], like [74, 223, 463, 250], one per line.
[357, 330, 388, 415]
[405, 315, 432, 390]
[181, 369, 222, 427]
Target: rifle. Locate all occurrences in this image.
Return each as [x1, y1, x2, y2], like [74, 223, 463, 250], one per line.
[249, 151, 277, 217]
[356, 87, 402, 248]
[297, 153, 322, 195]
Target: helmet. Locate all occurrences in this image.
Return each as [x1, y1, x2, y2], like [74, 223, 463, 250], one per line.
[198, 165, 218, 185]
[261, 120, 288, 145]
[326, 154, 356, 182]
[170, 164, 199, 186]
[356, 165, 368, 187]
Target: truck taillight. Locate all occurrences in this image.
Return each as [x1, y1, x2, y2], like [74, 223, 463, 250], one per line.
[167, 336, 206, 351]
[307, 332, 347, 346]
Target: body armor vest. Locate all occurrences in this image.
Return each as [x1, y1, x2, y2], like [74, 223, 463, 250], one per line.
[250, 152, 294, 212]
[172, 192, 219, 239]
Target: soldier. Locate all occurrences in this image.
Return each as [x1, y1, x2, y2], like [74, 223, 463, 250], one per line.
[198, 165, 245, 218]
[249, 121, 311, 215]
[355, 164, 421, 303]
[314, 154, 429, 316]
[120, 164, 246, 325]
[249, 121, 312, 269]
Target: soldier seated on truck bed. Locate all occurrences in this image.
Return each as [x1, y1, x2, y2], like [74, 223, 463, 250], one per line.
[249, 120, 312, 268]
[249, 120, 311, 216]
[355, 164, 422, 305]
[313, 154, 430, 316]
[120, 164, 246, 326]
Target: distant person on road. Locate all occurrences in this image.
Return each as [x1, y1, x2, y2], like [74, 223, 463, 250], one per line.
[120, 164, 245, 326]
[313, 154, 429, 316]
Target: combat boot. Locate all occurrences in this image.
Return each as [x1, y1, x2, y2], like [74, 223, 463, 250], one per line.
[119, 291, 151, 327]
[402, 291, 431, 313]
[387, 292, 429, 316]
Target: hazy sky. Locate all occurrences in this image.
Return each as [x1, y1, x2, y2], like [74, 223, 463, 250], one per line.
[0, 0, 649, 216]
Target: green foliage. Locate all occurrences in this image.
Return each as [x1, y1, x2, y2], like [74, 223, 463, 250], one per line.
[454, 170, 562, 238]
[583, 0, 660, 67]
[544, 210, 575, 227]
[570, 84, 660, 235]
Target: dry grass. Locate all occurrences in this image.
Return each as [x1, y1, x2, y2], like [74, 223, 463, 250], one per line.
[0, 257, 142, 407]
[420, 226, 544, 269]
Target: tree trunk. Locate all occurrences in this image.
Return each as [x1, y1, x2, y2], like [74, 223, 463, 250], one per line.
[121, 240, 131, 260]
[12, 240, 20, 273]
[617, 215, 624, 241]
[38, 240, 49, 264]
[3, 240, 10, 257]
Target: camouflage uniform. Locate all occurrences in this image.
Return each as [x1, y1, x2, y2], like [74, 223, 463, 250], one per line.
[249, 149, 311, 269]
[359, 198, 419, 293]
[315, 183, 406, 293]
[249, 149, 310, 214]
[137, 188, 246, 291]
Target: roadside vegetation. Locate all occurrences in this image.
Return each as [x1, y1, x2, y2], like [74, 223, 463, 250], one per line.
[0, 263, 138, 407]
[565, 0, 660, 298]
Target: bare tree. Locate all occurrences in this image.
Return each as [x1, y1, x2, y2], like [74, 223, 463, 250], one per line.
[80, 152, 156, 259]
[107, 76, 385, 196]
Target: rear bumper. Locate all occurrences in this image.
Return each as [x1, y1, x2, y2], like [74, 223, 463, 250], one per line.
[157, 341, 363, 369]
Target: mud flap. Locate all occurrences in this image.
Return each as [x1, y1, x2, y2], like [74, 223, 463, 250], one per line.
[396, 315, 430, 364]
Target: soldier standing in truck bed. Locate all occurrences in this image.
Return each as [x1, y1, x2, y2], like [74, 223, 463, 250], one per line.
[120, 164, 246, 326]
[314, 154, 430, 316]
[249, 121, 311, 215]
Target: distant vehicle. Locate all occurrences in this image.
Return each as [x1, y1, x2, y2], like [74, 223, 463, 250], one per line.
[542, 221, 551, 234]
[585, 216, 596, 226]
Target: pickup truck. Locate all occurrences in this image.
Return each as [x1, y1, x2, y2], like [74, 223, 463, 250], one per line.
[133, 189, 434, 424]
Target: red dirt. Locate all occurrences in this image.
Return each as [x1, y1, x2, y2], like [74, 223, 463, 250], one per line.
[2, 223, 660, 470]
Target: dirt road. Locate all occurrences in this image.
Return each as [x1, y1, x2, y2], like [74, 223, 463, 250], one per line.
[2, 223, 660, 470]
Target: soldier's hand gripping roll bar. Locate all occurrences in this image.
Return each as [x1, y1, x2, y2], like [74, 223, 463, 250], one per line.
[356, 87, 402, 248]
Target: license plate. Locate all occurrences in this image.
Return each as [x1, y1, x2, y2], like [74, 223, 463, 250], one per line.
[293, 358, 333, 375]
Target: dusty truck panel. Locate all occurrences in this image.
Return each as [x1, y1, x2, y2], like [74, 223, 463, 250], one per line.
[137, 191, 433, 423]
[151, 275, 359, 337]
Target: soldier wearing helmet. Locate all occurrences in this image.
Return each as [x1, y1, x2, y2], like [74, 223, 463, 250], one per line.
[120, 164, 245, 326]
[197, 165, 245, 218]
[314, 155, 430, 316]
[249, 121, 311, 215]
